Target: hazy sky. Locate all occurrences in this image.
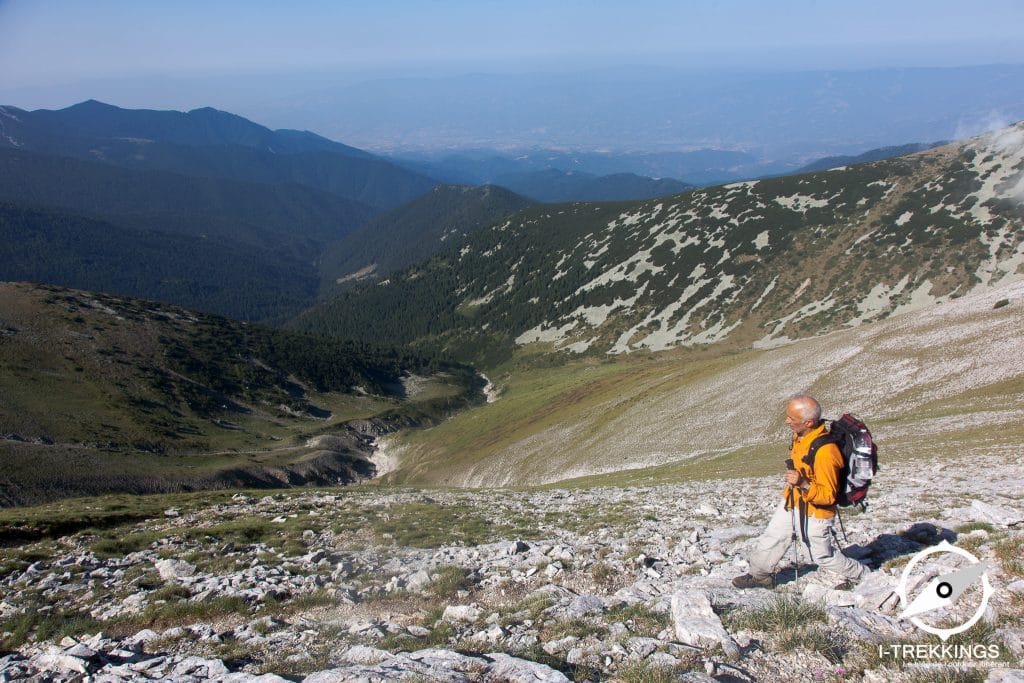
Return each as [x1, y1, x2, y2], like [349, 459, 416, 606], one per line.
[3, 0, 1024, 92]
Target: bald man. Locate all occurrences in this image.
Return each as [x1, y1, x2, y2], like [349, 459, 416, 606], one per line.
[732, 394, 868, 589]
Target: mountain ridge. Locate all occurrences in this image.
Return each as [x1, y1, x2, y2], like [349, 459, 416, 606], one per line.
[319, 184, 534, 291]
[0, 100, 439, 210]
[294, 123, 1024, 365]
[5, 99, 371, 157]
[493, 169, 692, 203]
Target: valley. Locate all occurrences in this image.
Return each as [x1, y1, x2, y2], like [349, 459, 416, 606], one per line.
[0, 283, 482, 507]
[382, 279, 1024, 488]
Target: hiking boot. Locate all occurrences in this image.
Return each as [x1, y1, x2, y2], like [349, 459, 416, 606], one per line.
[732, 573, 773, 589]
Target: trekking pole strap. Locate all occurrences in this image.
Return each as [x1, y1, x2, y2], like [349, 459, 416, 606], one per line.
[798, 498, 810, 546]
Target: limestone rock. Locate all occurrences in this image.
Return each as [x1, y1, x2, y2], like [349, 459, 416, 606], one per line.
[485, 652, 570, 682]
[566, 593, 605, 616]
[970, 500, 1024, 527]
[827, 605, 915, 642]
[442, 604, 482, 623]
[155, 558, 196, 581]
[670, 589, 740, 658]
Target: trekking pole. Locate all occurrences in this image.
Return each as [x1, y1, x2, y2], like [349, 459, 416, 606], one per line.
[785, 458, 800, 587]
[836, 507, 850, 545]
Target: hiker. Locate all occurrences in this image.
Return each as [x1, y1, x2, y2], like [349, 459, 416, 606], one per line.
[732, 394, 869, 589]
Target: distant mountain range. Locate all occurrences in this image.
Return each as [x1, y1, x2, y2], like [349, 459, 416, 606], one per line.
[0, 100, 435, 210]
[392, 144, 944, 189]
[0, 101, 442, 321]
[293, 122, 1024, 366]
[0, 101, 711, 322]
[490, 170, 691, 203]
[394, 149, 700, 198]
[791, 141, 947, 174]
[0, 147, 375, 261]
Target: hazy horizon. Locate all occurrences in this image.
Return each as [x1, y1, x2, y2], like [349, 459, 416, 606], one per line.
[3, 1, 1024, 157]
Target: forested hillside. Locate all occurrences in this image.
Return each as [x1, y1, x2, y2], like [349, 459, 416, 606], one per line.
[0, 202, 318, 322]
[293, 123, 1024, 366]
[0, 148, 375, 262]
[319, 184, 533, 290]
[0, 282, 483, 505]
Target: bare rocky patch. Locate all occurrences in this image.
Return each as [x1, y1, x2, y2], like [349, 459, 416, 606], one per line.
[2, 454, 1024, 681]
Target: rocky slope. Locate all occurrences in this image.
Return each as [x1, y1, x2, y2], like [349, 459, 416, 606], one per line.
[2, 453, 1023, 681]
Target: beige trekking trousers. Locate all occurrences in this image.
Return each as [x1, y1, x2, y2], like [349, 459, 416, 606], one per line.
[748, 499, 868, 581]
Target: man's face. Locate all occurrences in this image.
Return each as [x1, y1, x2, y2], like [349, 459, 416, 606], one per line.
[785, 401, 814, 437]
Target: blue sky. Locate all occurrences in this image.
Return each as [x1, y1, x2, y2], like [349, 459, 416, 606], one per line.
[3, 0, 1024, 91]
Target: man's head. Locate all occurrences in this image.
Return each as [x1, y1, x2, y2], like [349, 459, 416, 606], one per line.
[785, 394, 822, 437]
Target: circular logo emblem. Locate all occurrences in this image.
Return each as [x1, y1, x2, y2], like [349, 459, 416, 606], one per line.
[896, 539, 994, 641]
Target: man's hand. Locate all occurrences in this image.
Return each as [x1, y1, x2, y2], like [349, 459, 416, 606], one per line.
[784, 469, 807, 488]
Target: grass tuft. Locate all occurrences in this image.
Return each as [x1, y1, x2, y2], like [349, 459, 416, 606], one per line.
[774, 622, 847, 663]
[727, 594, 827, 632]
[616, 659, 700, 682]
[0, 608, 102, 650]
[994, 535, 1024, 577]
[426, 565, 473, 599]
[607, 603, 671, 637]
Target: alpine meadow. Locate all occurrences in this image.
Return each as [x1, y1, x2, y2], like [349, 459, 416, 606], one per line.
[2, 3, 1024, 680]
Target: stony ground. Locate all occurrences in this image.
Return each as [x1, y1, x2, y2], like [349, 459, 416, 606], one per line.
[2, 453, 1024, 682]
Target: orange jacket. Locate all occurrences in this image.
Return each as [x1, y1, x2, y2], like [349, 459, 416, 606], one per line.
[782, 422, 841, 519]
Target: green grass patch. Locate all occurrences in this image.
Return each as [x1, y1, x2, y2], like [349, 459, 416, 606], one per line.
[774, 622, 847, 663]
[108, 595, 250, 635]
[149, 584, 192, 602]
[726, 594, 827, 632]
[498, 591, 555, 628]
[90, 528, 165, 559]
[540, 616, 607, 640]
[616, 658, 701, 682]
[0, 607, 102, 650]
[370, 502, 534, 548]
[0, 545, 55, 578]
[0, 489, 246, 545]
[260, 589, 335, 617]
[994, 535, 1024, 577]
[590, 561, 615, 586]
[546, 501, 639, 534]
[607, 603, 671, 637]
[425, 565, 474, 599]
[381, 619, 455, 653]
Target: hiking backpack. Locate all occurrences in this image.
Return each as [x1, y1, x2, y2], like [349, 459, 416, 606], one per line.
[802, 413, 878, 508]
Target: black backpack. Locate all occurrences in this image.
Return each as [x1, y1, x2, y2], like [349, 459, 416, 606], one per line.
[801, 413, 878, 508]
